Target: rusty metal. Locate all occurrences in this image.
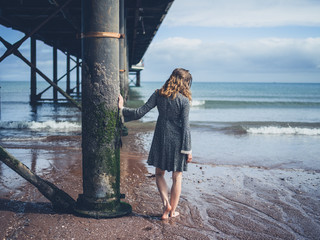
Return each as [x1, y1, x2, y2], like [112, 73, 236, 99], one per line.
[80, 32, 124, 39]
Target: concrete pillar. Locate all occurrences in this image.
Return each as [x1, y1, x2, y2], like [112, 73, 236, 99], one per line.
[75, 0, 131, 218]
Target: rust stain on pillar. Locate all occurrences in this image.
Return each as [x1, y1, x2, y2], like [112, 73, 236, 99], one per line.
[75, 0, 131, 218]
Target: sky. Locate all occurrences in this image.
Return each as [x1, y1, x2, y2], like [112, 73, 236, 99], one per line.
[0, 0, 320, 83]
[141, 0, 320, 83]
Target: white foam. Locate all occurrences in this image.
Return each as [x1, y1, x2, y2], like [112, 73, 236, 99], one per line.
[0, 120, 81, 132]
[1, 136, 48, 141]
[247, 126, 320, 136]
[191, 100, 205, 107]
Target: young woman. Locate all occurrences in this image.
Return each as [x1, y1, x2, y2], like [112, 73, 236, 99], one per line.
[118, 68, 192, 220]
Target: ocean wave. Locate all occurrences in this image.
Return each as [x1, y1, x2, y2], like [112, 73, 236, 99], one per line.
[0, 136, 48, 141]
[0, 120, 81, 132]
[193, 100, 320, 109]
[191, 100, 205, 107]
[191, 121, 320, 136]
[246, 126, 320, 136]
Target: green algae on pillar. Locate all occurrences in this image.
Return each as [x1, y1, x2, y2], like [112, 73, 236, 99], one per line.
[75, 0, 131, 218]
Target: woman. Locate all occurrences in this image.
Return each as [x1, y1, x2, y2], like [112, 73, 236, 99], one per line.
[118, 68, 192, 220]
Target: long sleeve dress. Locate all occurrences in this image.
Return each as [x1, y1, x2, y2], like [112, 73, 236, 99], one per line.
[121, 90, 191, 172]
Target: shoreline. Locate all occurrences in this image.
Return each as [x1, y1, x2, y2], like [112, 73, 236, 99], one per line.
[0, 121, 319, 239]
[0, 122, 210, 239]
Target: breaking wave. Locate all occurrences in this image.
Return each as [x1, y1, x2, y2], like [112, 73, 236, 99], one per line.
[246, 126, 320, 136]
[0, 120, 81, 132]
[190, 99, 320, 109]
[191, 100, 205, 107]
[191, 121, 320, 136]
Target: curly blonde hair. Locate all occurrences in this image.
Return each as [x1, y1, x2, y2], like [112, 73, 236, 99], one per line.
[159, 68, 192, 101]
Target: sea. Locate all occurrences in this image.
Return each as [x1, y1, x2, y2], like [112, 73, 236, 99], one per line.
[128, 81, 320, 172]
[1, 80, 320, 239]
[0, 80, 320, 172]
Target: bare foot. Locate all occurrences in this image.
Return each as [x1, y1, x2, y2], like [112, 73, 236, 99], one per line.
[170, 211, 180, 218]
[161, 204, 172, 220]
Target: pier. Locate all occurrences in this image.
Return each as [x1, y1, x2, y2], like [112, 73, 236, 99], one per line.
[0, 0, 173, 105]
[0, 0, 174, 218]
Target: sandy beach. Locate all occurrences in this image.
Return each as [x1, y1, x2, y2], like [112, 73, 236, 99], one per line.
[0, 121, 319, 239]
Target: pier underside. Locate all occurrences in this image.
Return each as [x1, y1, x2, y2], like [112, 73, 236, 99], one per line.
[0, 0, 173, 103]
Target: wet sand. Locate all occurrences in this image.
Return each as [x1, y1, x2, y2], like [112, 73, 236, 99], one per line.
[1, 121, 320, 239]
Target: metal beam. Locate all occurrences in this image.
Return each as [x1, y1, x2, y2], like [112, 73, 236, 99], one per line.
[76, 56, 80, 95]
[53, 45, 58, 102]
[37, 62, 79, 98]
[0, 37, 81, 110]
[30, 37, 37, 104]
[130, 0, 141, 66]
[136, 70, 141, 87]
[0, 0, 74, 63]
[119, 0, 125, 96]
[66, 52, 71, 94]
[47, 0, 80, 32]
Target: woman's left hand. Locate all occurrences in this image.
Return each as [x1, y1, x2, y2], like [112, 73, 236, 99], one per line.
[187, 153, 192, 163]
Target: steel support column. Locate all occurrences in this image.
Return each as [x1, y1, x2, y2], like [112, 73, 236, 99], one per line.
[30, 37, 37, 104]
[119, 0, 124, 93]
[119, 0, 126, 97]
[37, 62, 79, 98]
[0, 36, 81, 110]
[53, 46, 58, 102]
[75, 0, 131, 218]
[76, 56, 80, 95]
[136, 70, 141, 87]
[66, 52, 71, 94]
[125, 27, 129, 93]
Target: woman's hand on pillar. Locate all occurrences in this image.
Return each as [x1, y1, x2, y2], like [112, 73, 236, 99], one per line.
[118, 94, 124, 109]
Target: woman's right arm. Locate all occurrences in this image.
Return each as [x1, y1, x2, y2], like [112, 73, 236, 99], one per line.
[118, 91, 158, 122]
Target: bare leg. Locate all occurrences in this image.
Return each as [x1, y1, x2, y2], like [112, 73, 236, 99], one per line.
[155, 168, 171, 220]
[170, 171, 182, 217]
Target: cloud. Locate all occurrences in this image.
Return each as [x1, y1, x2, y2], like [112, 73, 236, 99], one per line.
[142, 37, 320, 82]
[165, 0, 320, 27]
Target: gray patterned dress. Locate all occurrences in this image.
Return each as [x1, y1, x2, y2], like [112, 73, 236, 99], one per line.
[122, 90, 191, 172]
